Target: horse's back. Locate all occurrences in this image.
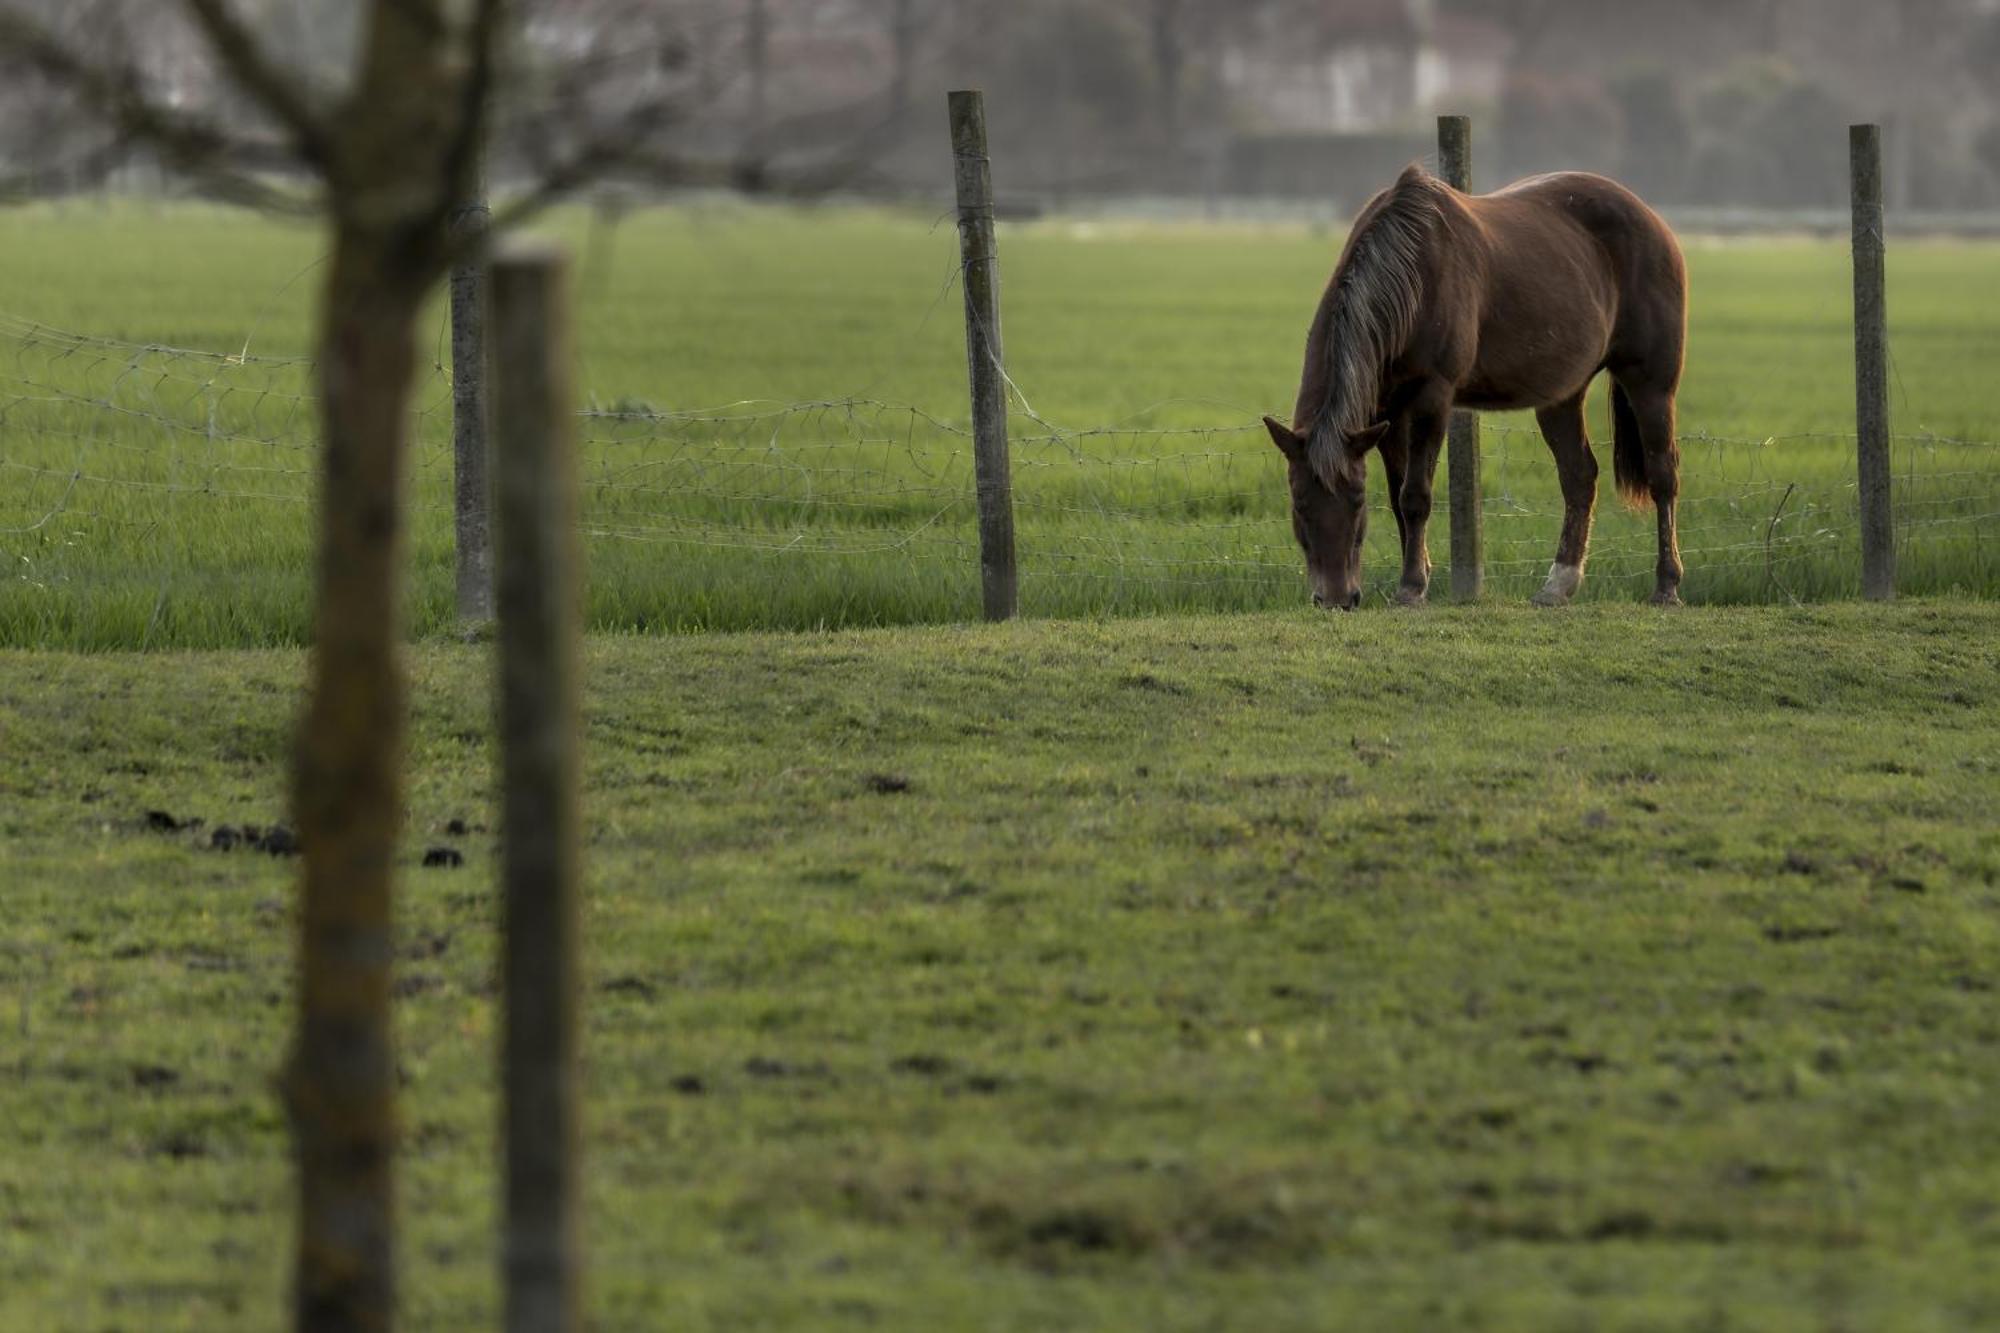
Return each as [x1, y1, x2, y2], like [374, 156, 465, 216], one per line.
[1470, 171, 1686, 386]
[1498, 174, 1680, 287]
[1479, 172, 1677, 258]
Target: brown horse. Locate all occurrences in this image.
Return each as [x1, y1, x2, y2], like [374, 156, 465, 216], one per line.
[1264, 164, 1687, 609]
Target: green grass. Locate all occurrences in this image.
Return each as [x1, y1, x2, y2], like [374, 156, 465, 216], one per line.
[2, 201, 1999, 648]
[4, 602, 1999, 1329]
[5, 199, 1997, 1329]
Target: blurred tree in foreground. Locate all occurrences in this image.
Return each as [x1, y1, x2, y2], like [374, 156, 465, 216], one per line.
[0, 3, 732, 1329]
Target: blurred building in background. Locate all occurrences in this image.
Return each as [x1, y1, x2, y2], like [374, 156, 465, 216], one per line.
[4, 0, 1999, 217]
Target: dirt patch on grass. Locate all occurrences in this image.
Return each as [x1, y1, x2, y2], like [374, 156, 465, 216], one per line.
[206, 823, 301, 856]
[1762, 923, 1842, 943]
[743, 1056, 835, 1082]
[815, 1163, 1338, 1270]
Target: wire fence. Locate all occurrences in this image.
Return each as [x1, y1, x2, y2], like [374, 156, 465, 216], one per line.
[2, 311, 1998, 646]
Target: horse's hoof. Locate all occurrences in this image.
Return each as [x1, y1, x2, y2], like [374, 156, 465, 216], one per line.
[1532, 562, 1582, 607]
[1650, 589, 1684, 607]
[1393, 588, 1428, 608]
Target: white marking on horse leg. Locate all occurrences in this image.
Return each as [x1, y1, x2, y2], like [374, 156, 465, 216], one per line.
[1531, 561, 1583, 606]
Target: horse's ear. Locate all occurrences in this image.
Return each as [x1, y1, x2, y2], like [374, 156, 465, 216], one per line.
[1348, 420, 1391, 453]
[1262, 415, 1304, 460]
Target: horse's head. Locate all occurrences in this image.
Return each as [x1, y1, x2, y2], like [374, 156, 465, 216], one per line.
[1263, 414, 1388, 611]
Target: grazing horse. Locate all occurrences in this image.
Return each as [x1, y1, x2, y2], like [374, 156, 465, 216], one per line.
[1264, 163, 1688, 609]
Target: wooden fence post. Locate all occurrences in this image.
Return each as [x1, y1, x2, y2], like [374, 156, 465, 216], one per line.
[947, 89, 1019, 622]
[492, 242, 583, 1333]
[1850, 124, 1895, 600]
[452, 189, 495, 624]
[1436, 115, 1482, 602]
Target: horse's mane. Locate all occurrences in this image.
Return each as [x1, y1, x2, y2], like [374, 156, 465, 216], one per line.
[1299, 164, 1447, 486]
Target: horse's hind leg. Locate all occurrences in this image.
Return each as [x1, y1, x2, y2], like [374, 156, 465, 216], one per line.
[1531, 388, 1597, 606]
[1618, 378, 1684, 604]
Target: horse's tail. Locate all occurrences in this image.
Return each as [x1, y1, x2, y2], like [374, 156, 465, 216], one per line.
[1610, 380, 1651, 509]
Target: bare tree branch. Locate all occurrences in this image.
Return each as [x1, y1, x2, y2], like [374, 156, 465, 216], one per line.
[483, 108, 902, 252]
[0, 8, 320, 212]
[488, 97, 695, 233]
[376, 0, 449, 43]
[438, 0, 508, 214]
[0, 136, 128, 203]
[177, 0, 333, 166]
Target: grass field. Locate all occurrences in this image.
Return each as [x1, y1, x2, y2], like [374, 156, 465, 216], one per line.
[3, 196, 1999, 1329]
[5, 603, 1999, 1330]
[2, 200, 1999, 648]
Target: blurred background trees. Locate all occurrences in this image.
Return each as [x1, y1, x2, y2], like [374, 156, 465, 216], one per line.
[6, 0, 2000, 211]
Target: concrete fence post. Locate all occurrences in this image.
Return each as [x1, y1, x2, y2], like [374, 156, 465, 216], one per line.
[947, 89, 1019, 622]
[451, 190, 494, 624]
[1437, 114, 1482, 602]
[491, 241, 583, 1333]
[1850, 124, 1895, 601]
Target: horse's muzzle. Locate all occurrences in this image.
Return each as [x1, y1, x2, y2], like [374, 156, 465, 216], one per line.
[1312, 591, 1362, 612]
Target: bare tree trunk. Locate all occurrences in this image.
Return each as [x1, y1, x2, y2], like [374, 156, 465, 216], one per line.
[283, 7, 472, 1327]
[746, 0, 768, 148]
[0, 4, 713, 1333]
[1151, 0, 1183, 143]
[889, 0, 916, 122]
[287, 233, 424, 1333]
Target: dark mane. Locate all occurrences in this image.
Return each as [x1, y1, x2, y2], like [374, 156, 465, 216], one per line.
[1296, 164, 1447, 485]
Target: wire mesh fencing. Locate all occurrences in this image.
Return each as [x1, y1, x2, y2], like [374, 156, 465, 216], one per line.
[3, 312, 1998, 649]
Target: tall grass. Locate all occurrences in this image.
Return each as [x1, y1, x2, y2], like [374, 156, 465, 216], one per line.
[1, 199, 1997, 649]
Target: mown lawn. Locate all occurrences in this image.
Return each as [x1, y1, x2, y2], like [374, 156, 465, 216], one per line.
[4, 602, 1998, 1330]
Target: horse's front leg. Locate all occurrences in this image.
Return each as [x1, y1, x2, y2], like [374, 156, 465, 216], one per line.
[1377, 425, 1414, 602]
[1391, 387, 1451, 604]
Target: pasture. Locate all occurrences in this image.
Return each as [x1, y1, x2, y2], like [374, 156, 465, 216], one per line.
[3, 199, 2000, 1331]
[6, 604, 2000, 1330]
[2, 201, 2000, 648]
